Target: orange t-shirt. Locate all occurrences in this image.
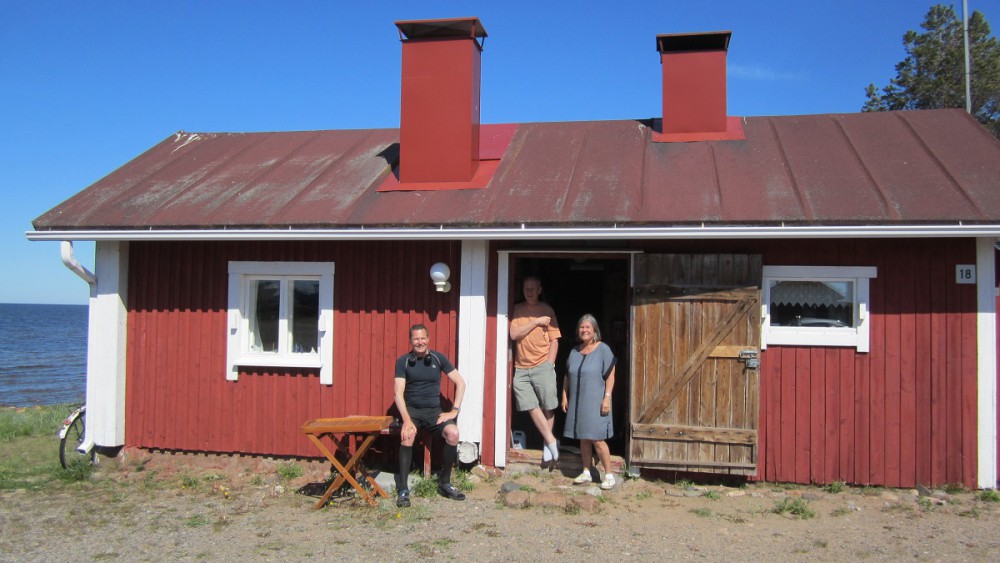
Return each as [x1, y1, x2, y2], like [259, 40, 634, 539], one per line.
[510, 303, 561, 368]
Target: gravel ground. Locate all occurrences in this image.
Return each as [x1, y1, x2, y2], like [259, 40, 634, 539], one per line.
[3, 450, 1000, 561]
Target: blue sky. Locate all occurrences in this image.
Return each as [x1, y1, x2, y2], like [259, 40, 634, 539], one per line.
[4, 1, 998, 304]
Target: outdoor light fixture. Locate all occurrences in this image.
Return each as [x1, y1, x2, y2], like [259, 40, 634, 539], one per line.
[430, 262, 451, 293]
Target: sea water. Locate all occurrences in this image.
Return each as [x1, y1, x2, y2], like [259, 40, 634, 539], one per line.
[0, 303, 87, 407]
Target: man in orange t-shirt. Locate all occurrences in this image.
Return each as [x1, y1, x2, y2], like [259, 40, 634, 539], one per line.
[509, 276, 561, 464]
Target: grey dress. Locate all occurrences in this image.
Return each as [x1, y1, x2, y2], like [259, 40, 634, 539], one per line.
[563, 342, 616, 440]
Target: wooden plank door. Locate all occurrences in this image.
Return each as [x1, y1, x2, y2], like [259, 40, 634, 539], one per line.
[630, 254, 762, 475]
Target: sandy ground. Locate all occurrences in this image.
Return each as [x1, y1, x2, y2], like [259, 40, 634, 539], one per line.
[2, 449, 1000, 562]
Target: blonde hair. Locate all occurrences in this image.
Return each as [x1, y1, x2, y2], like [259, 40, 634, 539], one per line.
[576, 314, 602, 343]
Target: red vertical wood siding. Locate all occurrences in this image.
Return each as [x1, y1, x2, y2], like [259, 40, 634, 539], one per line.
[633, 237, 980, 488]
[125, 240, 463, 458]
[754, 238, 979, 488]
[123, 237, 982, 486]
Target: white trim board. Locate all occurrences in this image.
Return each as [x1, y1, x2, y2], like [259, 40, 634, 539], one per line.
[457, 240, 488, 448]
[976, 237, 998, 489]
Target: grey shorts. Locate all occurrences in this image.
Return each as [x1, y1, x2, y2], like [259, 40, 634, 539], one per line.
[513, 361, 558, 412]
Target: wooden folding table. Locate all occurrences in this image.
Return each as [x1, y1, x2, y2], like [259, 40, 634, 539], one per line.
[300, 415, 395, 509]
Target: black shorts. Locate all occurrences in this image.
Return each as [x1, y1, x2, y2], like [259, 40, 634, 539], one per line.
[408, 407, 456, 436]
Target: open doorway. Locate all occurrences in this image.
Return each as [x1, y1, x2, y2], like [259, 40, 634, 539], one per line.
[508, 254, 631, 457]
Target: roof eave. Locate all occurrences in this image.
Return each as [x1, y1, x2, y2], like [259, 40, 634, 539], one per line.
[25, 224, 1000, 242]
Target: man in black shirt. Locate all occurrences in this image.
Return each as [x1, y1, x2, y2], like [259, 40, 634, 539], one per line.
[394, 324, 467, 507]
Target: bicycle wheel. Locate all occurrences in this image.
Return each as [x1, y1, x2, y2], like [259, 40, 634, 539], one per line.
[59, 409, 91, 469]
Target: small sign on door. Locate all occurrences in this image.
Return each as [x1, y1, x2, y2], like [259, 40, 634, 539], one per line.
[956, 264, 976, 284]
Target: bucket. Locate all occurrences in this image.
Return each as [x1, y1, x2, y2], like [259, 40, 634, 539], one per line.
[511, 430, 526, 449]
[457, 441, 479, 464]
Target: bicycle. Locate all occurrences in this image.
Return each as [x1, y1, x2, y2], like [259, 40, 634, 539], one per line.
[58, 405, 96, 469]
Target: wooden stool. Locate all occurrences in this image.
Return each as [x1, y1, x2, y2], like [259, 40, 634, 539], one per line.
[300, 415, 394, 509]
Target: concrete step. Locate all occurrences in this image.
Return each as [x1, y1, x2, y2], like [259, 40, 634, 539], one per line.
[505, 446, 625, 474]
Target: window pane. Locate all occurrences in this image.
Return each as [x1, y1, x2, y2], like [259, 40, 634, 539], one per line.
[250, 280, 280, 352]
[769, 280, 854, 327]
[290, 280, 319, 354]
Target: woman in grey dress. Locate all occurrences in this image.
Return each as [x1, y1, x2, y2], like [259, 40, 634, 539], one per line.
[561, 314, 617, 490]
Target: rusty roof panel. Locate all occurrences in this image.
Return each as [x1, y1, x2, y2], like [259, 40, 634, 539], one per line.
[770, 115, 894, 221]
[903, 110, 1000, 215]
[837, 111, 983, 221]
[711, 119, 806, 222]
[33, 109, 1000, 232]
[641, 138, 721, 222]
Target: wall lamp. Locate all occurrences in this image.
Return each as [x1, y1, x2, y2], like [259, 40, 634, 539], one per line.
[430, 262, 451, 293]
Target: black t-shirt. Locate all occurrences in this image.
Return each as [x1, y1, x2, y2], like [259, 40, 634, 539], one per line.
[394, 351, 456, 409]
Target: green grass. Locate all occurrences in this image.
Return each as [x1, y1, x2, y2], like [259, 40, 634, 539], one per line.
[452, 468, 474, 492]
[0, 404, 74, 442]
[978, 489, 1000, 502]
[411, 475, 439, 498]
[772, 497, 816, 519]
[822, 481, 846, 494]
[0, 434, 67, 491]
[942, 482, 967, 494]
[276, 462, 304, 481]
[180, 473, 200, 489]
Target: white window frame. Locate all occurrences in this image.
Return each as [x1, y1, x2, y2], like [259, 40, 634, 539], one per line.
[226, 261, 334, 384]
[761, 265, 876, 352]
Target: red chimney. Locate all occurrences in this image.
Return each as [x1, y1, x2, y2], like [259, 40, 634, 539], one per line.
[654, 31, 744, 142]
[395, 17, 487, 184]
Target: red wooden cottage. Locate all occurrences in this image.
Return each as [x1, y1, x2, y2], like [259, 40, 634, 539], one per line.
[30, 17, 1000, 489]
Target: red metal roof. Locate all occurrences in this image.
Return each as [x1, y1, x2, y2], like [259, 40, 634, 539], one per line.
[32, 109, 1000, 231]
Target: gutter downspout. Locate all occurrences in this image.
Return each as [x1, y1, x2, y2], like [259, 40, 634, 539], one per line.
[61, 240, 96, 285]
[60, 240, 96, 456]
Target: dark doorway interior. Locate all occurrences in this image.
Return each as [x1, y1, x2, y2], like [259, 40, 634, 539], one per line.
[510, 255, 630, 456]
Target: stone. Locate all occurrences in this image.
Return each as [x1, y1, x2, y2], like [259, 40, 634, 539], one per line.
[500, 481, 522, 494]
[570, 495, 601, 513]
[373, 471, 397, 492]
[471, 465, 503, 480]
[533, 492, 567, 508]
[503, 490, 529, 508]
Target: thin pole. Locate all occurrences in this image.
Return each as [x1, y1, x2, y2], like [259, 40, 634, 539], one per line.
[964, 0, 972, 113]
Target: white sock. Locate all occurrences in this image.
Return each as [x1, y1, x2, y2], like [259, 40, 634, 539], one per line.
[545, 440, 559, 462]
[542, 444, 552, 462]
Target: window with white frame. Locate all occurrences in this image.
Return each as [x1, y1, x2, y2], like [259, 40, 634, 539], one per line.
[762, 266, 876, 352]
[226, 261, 334, 384]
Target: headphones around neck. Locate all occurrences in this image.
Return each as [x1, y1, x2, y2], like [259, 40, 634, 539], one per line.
[407, 352, 439, 369]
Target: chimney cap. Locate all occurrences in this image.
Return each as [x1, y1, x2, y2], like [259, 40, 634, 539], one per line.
[656, 31, 731, 54]
[395, 17, 488, 41]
